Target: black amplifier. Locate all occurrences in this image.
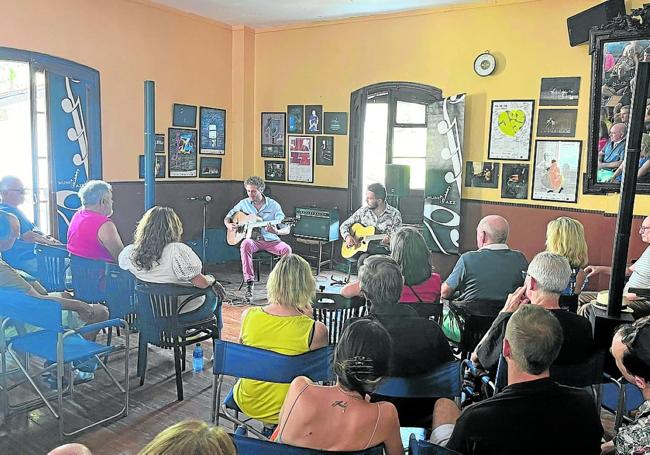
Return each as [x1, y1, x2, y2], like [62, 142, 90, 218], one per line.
[293, 207, 339, 242]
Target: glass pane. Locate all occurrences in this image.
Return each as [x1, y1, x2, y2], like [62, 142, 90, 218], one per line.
[362, 103, 388, 201]
[395, 101, 425, 124]
[393, 157, 425, 190]
[35, 70, 50, 232]
[392, 127, 427, 158]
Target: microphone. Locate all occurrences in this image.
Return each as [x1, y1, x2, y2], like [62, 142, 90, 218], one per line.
[187, 195, 212, 202]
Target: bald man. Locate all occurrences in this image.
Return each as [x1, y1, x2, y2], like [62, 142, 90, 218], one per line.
[598, 122, 627, 170]
[441, 215, 528, 302]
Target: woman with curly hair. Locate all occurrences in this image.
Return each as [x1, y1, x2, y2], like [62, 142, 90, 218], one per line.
[118, 206, 224, 316]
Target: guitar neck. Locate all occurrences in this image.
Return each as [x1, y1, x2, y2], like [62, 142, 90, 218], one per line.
[244, 219, 284, 229]
[361, 234, 385, 242]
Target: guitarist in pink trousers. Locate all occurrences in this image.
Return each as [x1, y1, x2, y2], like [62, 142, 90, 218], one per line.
[224, 176, 291, 301]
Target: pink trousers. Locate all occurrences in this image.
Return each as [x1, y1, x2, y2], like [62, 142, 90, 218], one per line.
[240, 238, 292, 282]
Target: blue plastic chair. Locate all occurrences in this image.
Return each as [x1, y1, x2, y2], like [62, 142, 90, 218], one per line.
[374, 360, 463, 400]
[231, 433, 384, 454]
[104, 263, 137, 328]
[602, 374, 645, 430]
[69, 254, 109, 304]
[34, 244, 70, 293]
[211, 340, 334, 439]
[408, 434, 461, 454]
[0, 289, 129, 440]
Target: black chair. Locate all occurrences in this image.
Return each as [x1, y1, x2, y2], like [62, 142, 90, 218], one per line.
[408, 433, 461, 455]
[400, 301, 443, 323]
[312, 293, 367, 345]
[559, 294, 579, 313]
[34, 244, 69, 293]
[237, 251, 280, 290]
[447, 300, 503, 358]
[135, 280, 220, 401]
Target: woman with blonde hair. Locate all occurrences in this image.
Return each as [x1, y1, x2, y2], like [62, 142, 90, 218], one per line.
[232, 254, 328, 430]
[139, 420, 235, 455]
[118, 206, 225, 318]
[545, 216, 589, 296]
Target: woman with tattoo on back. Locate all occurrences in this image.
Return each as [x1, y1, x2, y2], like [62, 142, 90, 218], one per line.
[271, 319, 402, 454]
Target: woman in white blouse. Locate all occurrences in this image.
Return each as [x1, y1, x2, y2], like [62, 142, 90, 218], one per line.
[118, 206, 225, 318]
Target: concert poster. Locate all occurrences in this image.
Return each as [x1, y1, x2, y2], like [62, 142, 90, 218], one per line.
[287, 135, 314, 183]
[199, 106, 226, 154]
[487, 100, 534, 161]
[168, 128, 197, 177]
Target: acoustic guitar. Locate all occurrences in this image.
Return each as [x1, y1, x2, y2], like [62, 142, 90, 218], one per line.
[340, 223, 386, 259]
[226, 211, 294, 246]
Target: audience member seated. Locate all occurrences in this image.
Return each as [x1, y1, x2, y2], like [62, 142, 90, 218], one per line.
[354, 255, 453, 427]
[48, 444, 93, 455]
[472, 252, 594, 373]
[545, 217, 588, 297]
[0, 211, 108, 342]
[441, 215, 528, 302]
[597, 123, 627, 182]
[138, 420, 236, 455]
[232, 254, 328, 427]
[118, 206, 225, 317]
[602, 318, 650, 454]
[67, 180, 124, 262]
[273, 318, 402, 454]
[341, 226, 441, 303]
[580, 215, 650, 318]
[432, 304, 603, 455]
[0, 175, 62, 276]
[608, 133, 650, 183]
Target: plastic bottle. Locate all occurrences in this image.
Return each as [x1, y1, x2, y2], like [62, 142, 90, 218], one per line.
[192, 343, 203, 372]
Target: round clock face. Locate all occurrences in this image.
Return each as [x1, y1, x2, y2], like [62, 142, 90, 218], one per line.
[474, 52, 496, 76]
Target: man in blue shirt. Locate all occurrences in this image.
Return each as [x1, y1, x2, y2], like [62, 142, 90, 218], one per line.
[0, 176, 62, 276]
[224, 176, 291, 300]
[599, 122, 627, 170]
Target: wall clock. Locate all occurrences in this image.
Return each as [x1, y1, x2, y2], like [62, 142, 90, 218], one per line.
[474, 52, 496, 77]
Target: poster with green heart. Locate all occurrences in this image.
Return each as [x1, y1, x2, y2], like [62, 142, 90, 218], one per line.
[488, 100, 535, 161]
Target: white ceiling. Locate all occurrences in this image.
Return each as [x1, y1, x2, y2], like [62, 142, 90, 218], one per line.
[151, 0, 482, 29]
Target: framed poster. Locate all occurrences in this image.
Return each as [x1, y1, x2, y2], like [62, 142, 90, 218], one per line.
[324, 112, 348, 135]
[288, 135, 314, 183]
[532, 140, 581, 203]
[488, 100, 535, 161]
[261, 112, 286, 158]
[168, 128, 197, 177]
[539, 77, 580, 106]
[316, 136, 334, 166]
[172, 103, 197, 128]
[155, 134, 165, 153]
[199, 106, 226, 155]
[305, 105, 323, 134]
[501, 163, 529, 199]
[465, 161, 499, 188]
[287, 105, 304, 134]
[199, 156, 222, 178]
[265, 160, 286, 182]
[536, 109, 577, 138]
[138, 155, 166, 179]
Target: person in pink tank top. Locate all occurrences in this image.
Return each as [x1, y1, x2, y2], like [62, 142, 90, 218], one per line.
[67, 180, 124, 262]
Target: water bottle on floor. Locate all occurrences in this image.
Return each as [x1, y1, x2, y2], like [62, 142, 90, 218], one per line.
[192, 343, 203, 372]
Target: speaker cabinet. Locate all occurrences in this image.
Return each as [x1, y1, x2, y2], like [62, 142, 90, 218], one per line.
[385, 164, 410, 197]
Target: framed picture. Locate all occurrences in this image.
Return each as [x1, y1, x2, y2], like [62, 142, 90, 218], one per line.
[316, 136, 334, 166]
[488, 100, 535, 161]
[532, 140, 581, 203]
[324, 112, 348, 135]
[287, 105, 304, 134]
[265, 160, 286, 182]
[168, 128, 197, 177]
[539, 77, 580, 106]
[288, 135, 314, 183]
[464, 161, 499, 188]
[536, 109, 577, 138]
[199, 106, 226, 155]
[261, 112, 286, 157]
[199, 156, 222, 178]
[172, 103, 197, 128]
[138, 155, 166, 179]
[305, 105, 323, 134]
[155, 134, 165, 153]
[501, 163, 530, 199]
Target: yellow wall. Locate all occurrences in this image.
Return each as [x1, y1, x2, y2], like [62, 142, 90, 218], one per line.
[253, 0, 649, 213]
[0, 0, 233, 182]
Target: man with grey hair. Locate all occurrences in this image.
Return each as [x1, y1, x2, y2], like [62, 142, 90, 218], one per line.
[0, 175, 62, 275]
[599, 122, 627, 170]
[67, 180, 124, 262]
[472, 252, 594, 373]
[437, 304, 603, 454]
[357, 255, 454, 427]
[224, 176, 291, 301]
[441, 215, 528, 301]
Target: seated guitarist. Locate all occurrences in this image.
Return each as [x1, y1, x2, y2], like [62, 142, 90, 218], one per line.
[340, 183, 402, 266]
[224, 176, 291, 301]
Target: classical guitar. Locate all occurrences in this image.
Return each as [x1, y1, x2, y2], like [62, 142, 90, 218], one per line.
[226, 211, 294, 246]
[340, 223, 386, 259]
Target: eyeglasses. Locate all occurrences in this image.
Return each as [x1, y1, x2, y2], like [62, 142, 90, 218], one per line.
[6, 189, 27, 194]
[621, 316, 650, 348]
[640, 226, 650, 232]
[521, 270, 530, 281]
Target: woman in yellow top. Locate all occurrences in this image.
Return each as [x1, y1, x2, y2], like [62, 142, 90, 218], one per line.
[233, 254, 329, 425]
